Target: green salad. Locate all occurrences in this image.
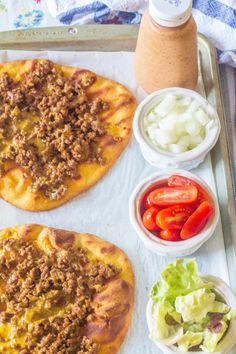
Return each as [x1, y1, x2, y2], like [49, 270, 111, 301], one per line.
[150, 259, 236, 352]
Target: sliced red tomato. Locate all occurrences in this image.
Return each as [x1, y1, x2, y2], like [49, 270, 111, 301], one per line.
[160, 229, 181, 242]
[156, 205, 194, 230]
[142, 192, 153, 210]
[191, 189, 209, 209]
[168, 175, 211, 209]
[180, 201, 214, 239]
[142, 206, 160, 231]
[168, 175, 193, 187]
[148, 185, 198, 207]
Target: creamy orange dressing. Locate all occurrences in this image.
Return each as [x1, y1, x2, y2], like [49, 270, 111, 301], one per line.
[135, 10, 198, 93]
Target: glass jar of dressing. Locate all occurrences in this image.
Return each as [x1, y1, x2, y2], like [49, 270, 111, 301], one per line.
[134, 0, 198, 93]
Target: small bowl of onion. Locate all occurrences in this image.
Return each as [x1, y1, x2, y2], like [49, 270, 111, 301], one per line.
[133, 87, 221, 170]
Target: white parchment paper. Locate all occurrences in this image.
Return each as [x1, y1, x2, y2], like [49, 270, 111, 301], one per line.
[0, 51, 229, 354]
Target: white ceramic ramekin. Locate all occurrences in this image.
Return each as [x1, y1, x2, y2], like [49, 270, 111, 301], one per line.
[133, 87, 221, 170]
[146, 274, 236, 354]
[129, 170, 219, 257]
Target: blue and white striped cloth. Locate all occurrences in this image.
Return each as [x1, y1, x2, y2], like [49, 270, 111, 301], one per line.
[45, 0, 236, 67]
[193, 0, 236, 66]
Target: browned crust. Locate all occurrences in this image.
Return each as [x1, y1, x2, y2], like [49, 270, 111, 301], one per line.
[0, 59, 137, 211]
[0, 224, 134, 354]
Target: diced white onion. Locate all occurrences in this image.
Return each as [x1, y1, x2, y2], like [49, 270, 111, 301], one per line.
[178, 96, 192, 106]
[175, 122, 186, 137]
[154, 94, 176, 117]
[146, 110, 158, 123]
[146, 125, 157, 141]
[187, 99, 200, 114]
[185, 121, 201, 136]
[144, 94, 213, 154]
[178, 112, 192, 123]
[189, 134, 203, 149]
[195, 109, 210, 126]
[155, 129, 174, 146]
[159, 113, 178, 131]
[177, 135, 191, 148]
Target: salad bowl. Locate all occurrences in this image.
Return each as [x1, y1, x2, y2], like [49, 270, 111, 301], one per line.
[146, 260, 236, 354]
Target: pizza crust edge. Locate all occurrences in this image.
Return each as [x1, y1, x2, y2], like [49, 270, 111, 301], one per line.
[0, 224, 135, 354]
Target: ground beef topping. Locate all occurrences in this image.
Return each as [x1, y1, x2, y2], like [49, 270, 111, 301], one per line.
[0, 237, 120, 353]
[0, 61, 108, 200]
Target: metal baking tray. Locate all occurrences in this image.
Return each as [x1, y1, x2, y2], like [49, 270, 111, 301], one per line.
[0, 26, 235, 352]
[0, 25, 235, 285]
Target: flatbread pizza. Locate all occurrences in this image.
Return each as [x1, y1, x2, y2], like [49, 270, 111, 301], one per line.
[0, 59, 136, 211]
[0, 224, 134, 353]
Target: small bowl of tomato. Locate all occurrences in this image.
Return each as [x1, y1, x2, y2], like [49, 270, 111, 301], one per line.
[129, 171, 219, 257]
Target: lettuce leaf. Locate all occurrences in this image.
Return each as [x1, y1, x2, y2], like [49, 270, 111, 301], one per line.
[150, 301, 183, 344]
[183, 317, 210, 333]
[151, 259, 211, 304]
[175, 288, 215, 322]
[177, 331, 203, 352]
[225, 308, 236, 321]
[210, 301, 230, 314]
[200, 321, 228, 352]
